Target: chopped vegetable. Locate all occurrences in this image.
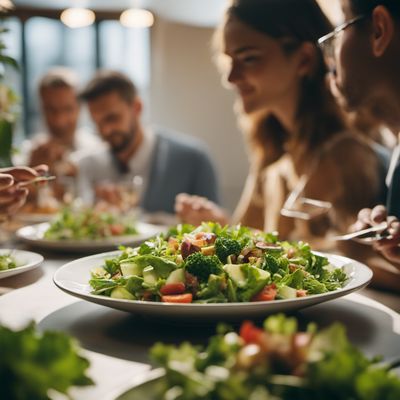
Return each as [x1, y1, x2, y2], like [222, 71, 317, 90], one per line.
[184, 252, 223, 283]
[44, 207, 137, 240]
[150, 314, 400, 400]
[0, 253, 17, 271]
[89, 222, 348, 303]
[0, 323, 93, 400]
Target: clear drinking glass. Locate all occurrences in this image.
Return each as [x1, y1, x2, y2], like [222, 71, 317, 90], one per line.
[118, 175, 144, 214]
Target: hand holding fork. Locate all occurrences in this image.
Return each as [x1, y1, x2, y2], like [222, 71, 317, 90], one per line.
[335, 205, 400, 268]
[0, 165, 51, 221]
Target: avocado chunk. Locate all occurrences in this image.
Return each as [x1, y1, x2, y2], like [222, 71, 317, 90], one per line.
[143, 265, 158, 285]
[110, 287, 135, 300]
[120, 262, 142, 277]
[223, 264, 247, 286]
[278, 285, 297, 299]
[166, 268, 185, 285]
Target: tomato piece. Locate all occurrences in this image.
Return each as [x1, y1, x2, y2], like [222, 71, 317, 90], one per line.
[110, 224, 124, 236]
[240, 320, 263, 344]
[296, 289, 307, 297]
[161, 293, 193, 303]
[160, 282, 186, 295]
[251, 283, 277, 302]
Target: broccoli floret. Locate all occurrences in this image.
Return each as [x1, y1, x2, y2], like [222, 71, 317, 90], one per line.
[214, 237, 242, 263]
[184, 252, 223, 283]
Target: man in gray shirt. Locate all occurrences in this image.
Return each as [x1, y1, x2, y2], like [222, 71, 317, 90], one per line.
[76, 70, 219, 214]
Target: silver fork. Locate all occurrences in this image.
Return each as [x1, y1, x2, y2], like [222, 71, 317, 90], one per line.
[331, 221, 389, 241]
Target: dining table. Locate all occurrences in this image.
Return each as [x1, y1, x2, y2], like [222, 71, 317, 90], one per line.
[1, 238, 400, 399]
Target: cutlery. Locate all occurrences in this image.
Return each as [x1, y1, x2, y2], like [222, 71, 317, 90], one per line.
[17, 175, 56, 187]
[332, 221, 389, 241]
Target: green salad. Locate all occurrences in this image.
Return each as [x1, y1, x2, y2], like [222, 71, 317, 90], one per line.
[89, 223, 347, 303]
[44, 207, 138, 240]
[0, 253, 17, 271]
[1, 322, 93, 400]
[150, 314, 400, 400]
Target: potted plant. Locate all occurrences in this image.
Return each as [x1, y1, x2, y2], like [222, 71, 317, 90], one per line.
[0, 1, 18, 167]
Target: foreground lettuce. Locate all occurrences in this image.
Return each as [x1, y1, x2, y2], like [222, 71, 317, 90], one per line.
[0, 322, 93, 400]
[150, 314, 400, 400]
[89, 223, 347, 303]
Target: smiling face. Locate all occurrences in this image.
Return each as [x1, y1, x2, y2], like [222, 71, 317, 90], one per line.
[87, 91, 139, 154]
[222, 15, 305, 116]
[41, 86, 80, 145]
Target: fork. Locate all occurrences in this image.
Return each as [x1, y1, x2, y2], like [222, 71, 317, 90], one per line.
[331, 221, 389, 241]
[17, 175, 56, 187]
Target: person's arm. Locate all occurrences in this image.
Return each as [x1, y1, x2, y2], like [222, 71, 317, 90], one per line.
[29, 140, 64, 169]
[175, 193, 229, 226]
[30, 139, 77, 177]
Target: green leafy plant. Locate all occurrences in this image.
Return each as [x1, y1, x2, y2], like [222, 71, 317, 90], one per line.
[0, 9, 19, 167]
[0, 322, 93, 400]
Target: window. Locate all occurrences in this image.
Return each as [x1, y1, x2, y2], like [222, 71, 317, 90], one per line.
[2, 16, 151, 141]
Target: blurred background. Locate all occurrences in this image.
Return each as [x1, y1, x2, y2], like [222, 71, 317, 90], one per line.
[1, 0, 342, 212]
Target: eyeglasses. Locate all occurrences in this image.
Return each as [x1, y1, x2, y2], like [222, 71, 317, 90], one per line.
[318, 14, 368, 70]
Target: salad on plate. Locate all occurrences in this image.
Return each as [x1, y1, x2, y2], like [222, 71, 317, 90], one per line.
[144, 314, 400, 400]
[0, 253, 17, 271]
[89, 223, 347, 304]
[44, 207, 138, 241]
[0, 249, 44, 279]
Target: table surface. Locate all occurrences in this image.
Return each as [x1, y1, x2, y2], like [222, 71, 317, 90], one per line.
[1, 243, 400, 399]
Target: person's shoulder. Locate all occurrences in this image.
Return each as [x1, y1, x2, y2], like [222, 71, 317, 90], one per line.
[319, 131, 385, 182]
[323, 131, 379, 160]
[154, 126, 211, 156]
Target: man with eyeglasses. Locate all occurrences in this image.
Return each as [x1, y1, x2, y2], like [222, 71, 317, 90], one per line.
[318, 0, 400, 290]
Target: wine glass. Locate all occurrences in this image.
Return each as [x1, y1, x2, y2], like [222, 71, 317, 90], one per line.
[118, 175, 144, 215]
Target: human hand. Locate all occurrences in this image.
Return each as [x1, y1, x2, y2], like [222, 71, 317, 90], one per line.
[95, 183, 123, 207]
[351, 205, 400, 267]
[0, 165, 48, 219]
[30, 140, 77, 176]
[30, 140, 65, 165]
[175, 193, 229, 226]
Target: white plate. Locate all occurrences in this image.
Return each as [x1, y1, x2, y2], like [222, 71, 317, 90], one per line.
[0, 249, 44, 280]
[53, 251, 373, 321]
[16, 222, 163, 252]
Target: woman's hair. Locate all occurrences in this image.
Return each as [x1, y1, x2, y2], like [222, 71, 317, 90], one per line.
[215, 0, 348, 168]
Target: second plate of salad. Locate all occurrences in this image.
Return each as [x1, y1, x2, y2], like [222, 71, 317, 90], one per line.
[53, 223, 372, 321]
[16, 208, 163, 252]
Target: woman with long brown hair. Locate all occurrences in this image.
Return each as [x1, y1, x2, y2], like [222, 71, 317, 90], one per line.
[176, 0, 388, 248]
